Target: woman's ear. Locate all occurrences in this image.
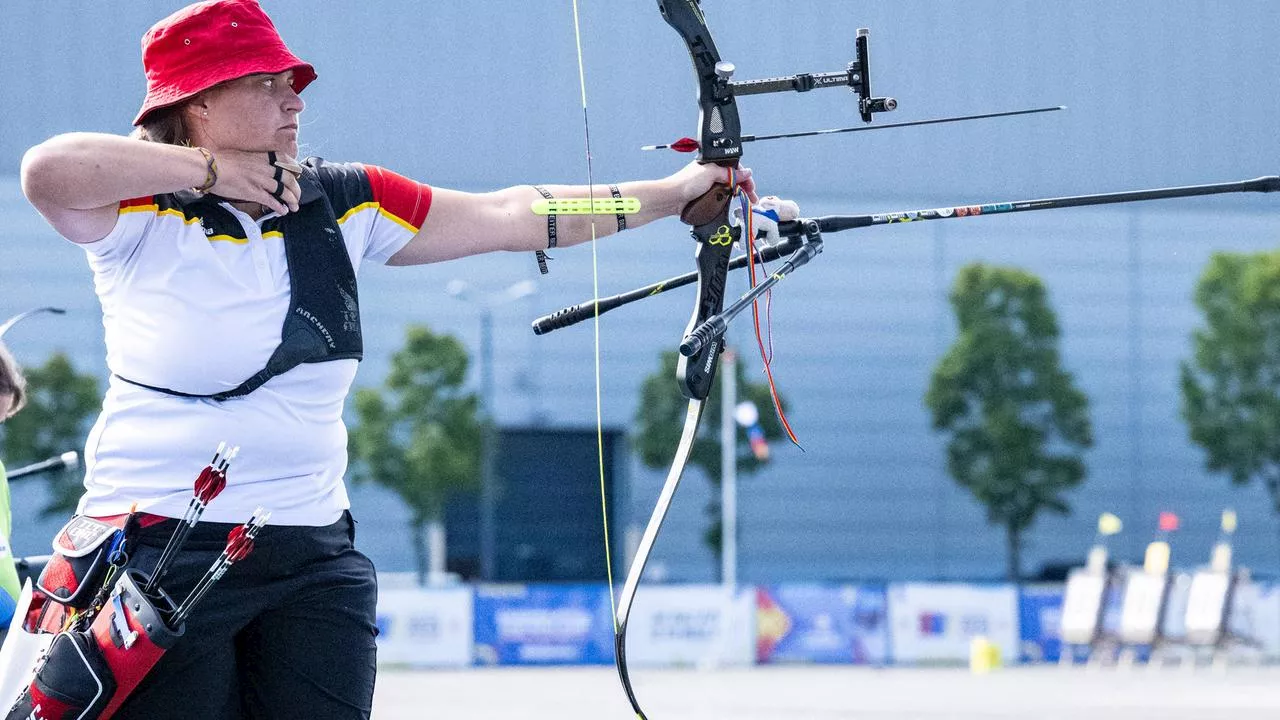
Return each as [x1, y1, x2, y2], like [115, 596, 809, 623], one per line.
[184, 93, 212, 122]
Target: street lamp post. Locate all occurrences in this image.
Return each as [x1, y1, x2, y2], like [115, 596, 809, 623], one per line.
[446, 279, 536, 581]
[721, 348, 737, 589]
[478, 304, 496, 582]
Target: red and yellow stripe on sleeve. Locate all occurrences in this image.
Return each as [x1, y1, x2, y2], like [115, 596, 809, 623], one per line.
[118, 196, 157, 213]
[360, 164, 432, 233]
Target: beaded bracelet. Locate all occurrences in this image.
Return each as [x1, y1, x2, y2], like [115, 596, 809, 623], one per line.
[192, 146, 218, 193]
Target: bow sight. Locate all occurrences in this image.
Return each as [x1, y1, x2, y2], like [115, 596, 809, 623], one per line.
[727, 28, 896, 122]
[643, 25, 1062, 153]
[643, 26, 897, 153]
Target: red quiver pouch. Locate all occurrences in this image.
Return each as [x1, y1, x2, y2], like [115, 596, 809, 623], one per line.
[10, 631, 115, 719]
[36, 516, 123, 611]
[6, 569, 183, 720]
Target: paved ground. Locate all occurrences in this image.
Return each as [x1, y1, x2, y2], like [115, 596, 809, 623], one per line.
[372, 665, 1280, 719]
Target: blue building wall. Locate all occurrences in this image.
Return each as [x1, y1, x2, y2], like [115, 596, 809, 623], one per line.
[1, 1, 1279, 581]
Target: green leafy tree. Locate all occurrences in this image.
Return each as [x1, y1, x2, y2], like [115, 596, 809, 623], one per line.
[634, 349, 787, 573]
[926, 263, 1093, 582]
[348, 325, 482, 585]
[1181, 250, 1280, 558]
[0, 352, 102, 517]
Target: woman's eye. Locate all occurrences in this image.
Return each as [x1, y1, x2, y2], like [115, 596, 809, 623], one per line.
[262, 78, 276, 89]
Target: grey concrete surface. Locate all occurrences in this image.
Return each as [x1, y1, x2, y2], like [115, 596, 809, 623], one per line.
[372, 665, 1280, 719]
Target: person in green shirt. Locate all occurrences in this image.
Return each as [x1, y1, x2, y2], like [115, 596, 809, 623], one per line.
[0, 343, 28, 623]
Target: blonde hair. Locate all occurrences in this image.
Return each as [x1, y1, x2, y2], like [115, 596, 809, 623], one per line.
[131, 105, 192, 146]
[0, 343, 26, 419]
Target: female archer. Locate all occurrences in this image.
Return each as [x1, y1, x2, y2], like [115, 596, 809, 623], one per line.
[17, 0, 758, 717]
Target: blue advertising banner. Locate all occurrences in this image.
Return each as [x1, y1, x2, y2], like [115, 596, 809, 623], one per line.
[756, 584, 888, 665]
[472, 584, 614, 665]
[1021, 583, 1129, 663]
[1018, 585, 1063, 663]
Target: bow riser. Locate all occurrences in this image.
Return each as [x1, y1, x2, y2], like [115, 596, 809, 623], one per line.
[660, 0, 743, 402]
[676, 219, 738, 399]
[658, 1, 742, 165]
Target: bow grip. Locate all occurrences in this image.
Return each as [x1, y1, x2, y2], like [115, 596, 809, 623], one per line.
[680, 182, 736, 226]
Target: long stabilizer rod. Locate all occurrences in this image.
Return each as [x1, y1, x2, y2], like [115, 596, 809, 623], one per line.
[531, 175, 1280, 335]
[784, 175, 1280, 235]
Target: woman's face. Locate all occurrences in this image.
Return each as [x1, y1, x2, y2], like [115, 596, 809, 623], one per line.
[195, 70, 305, 156]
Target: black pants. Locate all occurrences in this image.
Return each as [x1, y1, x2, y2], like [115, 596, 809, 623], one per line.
[113, 511, 378, 720]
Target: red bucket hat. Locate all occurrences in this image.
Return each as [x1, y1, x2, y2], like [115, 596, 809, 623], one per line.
[133, 0, 316, 126]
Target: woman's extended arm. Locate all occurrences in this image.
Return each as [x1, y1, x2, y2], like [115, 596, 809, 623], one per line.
[387, 161, 756, 266]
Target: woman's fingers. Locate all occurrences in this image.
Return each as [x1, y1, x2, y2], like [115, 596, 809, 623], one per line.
[272, 156, 304, 176]
[267, 170, 301, 213]
[282, 172, 302, 211]
[260, 182, 291, 216]
[731, 166, 759, 204]
[207, 150, 300, 215]
[272, 153, 303, 212]
[669, 160, 759, 206]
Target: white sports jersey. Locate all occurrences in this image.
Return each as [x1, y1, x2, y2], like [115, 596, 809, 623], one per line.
[74, 160, 430, 525]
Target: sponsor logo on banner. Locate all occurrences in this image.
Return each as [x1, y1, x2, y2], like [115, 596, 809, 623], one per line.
[888, 583, 1018, 663]
[1019, 584, 1065, 662]
[652, 609, 719, 640]
[918, 611, 947, 636]
[756, 584, 888, 665]
[375, 587, 473, 668]
[627, 585, 755, 667]
[472, 584, 613, 665]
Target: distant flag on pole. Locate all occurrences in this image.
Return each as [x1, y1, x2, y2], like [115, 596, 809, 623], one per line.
[1158, 511, 1180, 532]
[1097, 512, 1122, 536]
[735, 401, 770, 462]
[1221, 509, 1237, 534]
[745, 425, 770, 461]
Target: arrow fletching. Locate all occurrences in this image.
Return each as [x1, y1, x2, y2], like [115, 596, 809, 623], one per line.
[640, 136, 701, 152]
